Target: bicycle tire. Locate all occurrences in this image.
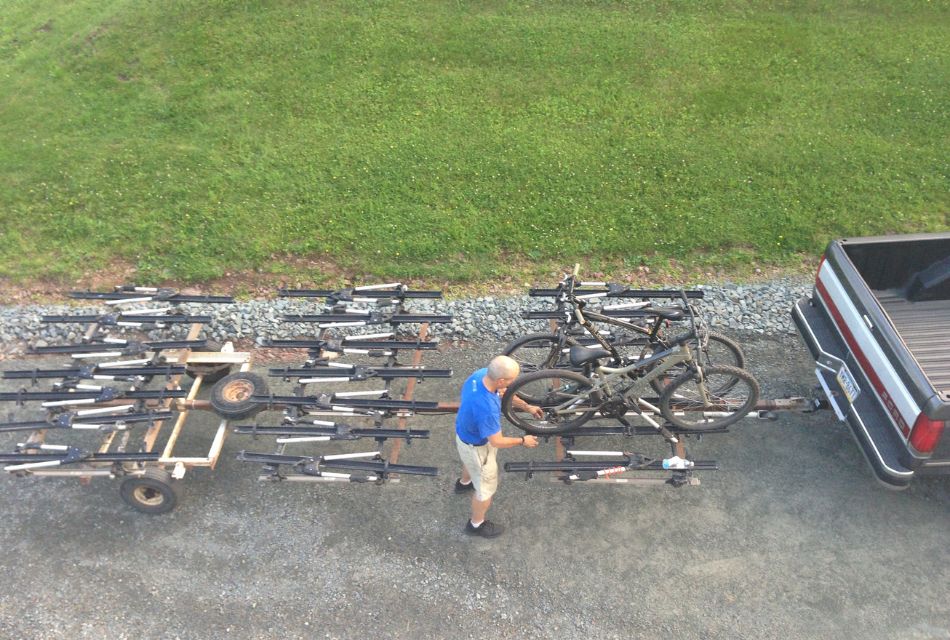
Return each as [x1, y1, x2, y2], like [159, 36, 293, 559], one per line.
[648, 332, 746, 395]
[501, 369, 599, 434]
[503, 333, 564, 373]
[505, 327, 649, 374]
[658, 364, 760, 430]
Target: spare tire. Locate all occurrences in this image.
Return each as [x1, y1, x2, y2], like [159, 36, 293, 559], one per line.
[185, 341, 231, 383]
[210, 372, 268, 420]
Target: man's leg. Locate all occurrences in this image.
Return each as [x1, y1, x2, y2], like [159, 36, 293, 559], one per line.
[460, 466, 472, 484]
[470, 445, 498, 525]
[470, 494, 492, 524]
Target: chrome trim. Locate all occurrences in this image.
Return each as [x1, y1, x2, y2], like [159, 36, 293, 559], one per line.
[845, 389, 913, 479]
[793, 301, 845, 371]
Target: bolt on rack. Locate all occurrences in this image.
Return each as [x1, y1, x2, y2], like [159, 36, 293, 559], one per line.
[237, 283, 455, 483]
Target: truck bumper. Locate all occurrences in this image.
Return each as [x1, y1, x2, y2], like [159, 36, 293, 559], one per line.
[792, 295, 914, 489]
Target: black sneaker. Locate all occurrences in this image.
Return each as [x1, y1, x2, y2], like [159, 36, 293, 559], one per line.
[454, 479, 475, 494]
[464, 520, 504, 538]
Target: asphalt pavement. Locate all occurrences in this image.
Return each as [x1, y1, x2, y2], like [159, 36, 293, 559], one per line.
[0, 336, 947, 639]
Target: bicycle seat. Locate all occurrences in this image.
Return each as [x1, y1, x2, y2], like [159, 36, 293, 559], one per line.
[644, 307, 684, 321]
[569, 345, 613, 366]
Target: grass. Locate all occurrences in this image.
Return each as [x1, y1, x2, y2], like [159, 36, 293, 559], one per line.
[0, 0, 947, 285]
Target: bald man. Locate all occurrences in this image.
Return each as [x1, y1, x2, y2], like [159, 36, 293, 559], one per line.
[455, 355, 541, 538]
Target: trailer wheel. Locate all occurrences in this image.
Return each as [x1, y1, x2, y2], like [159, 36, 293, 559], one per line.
[185, 341, 231, 383]
[210, 372, 268, 420]
[185, 363, 231, 384]
[120, 468, 180, 515]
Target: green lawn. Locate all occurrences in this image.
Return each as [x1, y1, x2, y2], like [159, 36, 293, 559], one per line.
[0, 0, 947, 284]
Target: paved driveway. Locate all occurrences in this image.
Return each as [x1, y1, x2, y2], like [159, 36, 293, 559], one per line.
[0, 336, 947, 639]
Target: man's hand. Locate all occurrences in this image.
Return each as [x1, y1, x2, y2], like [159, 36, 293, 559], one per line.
[522, 435, 539, 448]
[522, 403, 544, 419]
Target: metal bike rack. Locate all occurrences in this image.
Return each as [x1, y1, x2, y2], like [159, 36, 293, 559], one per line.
[236, 283, 454, 484]
[503, 272, 816, 488]
[0, 276, 831, 512]
[501, 408, 722, 487]
[0, 286, 251, 513]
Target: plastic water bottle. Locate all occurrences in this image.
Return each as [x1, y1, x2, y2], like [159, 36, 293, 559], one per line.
[662, 456, 693, 470]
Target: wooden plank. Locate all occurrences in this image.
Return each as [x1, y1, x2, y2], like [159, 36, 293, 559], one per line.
[142, 323, 203, 452]
[389, 323, 429, 465]
[150, 323, 204, 458]
[183, 352, 250, 365]
[205, 419, 229, 469]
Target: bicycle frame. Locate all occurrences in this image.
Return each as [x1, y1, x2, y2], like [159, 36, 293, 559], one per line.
[560, 267, 701, 366]
[572, 308, 667, 363]
[545, 342, 698, 419]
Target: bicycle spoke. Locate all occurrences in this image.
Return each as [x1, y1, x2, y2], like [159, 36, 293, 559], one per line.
[659, 365, 759, 430]
[502, 370, 599, 434]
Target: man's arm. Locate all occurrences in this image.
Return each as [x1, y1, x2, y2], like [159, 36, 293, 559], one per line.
[488, 431, 538, 449]
[508, 394, 543, 418]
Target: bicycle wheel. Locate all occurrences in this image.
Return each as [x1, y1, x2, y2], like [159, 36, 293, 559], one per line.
[501, 369, 599, 434]
[658, 365, 760, 430]
[503, 333, 564, 373]
[649, 332, 746, 395]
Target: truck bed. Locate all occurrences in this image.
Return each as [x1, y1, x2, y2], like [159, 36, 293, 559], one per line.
[874, 290, 950, 395]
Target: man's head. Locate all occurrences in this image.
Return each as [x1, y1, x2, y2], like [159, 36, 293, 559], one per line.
[486, 355, 520, 391]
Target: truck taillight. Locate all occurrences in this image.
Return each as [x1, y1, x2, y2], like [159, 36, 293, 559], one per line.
[909, 414, 945, 454]
[815, 254, 826, 281]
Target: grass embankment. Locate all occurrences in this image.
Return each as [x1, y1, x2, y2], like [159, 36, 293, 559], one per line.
[0, 1, 946, 287]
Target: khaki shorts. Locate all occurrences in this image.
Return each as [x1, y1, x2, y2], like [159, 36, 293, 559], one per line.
[456, 435, 498, 501]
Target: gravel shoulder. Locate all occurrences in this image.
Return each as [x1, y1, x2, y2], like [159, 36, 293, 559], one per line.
[0, 280, 812, 354]
[0, 334, 948, 640]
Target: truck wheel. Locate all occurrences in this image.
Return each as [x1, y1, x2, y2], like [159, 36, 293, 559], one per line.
[210, 372, 268, 420]
[120, 468, 180, 515]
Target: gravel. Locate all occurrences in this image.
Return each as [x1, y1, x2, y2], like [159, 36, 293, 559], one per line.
[0, 279, 812, 354]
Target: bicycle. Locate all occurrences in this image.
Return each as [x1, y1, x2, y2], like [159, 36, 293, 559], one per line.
[504, 269, 746, 396]
[501, 267, 760, 436]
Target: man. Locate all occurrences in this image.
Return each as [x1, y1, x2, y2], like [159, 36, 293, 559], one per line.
[455, 355, 541, 538]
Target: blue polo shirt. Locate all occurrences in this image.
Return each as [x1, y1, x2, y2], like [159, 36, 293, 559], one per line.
[455, 368, 501, 446]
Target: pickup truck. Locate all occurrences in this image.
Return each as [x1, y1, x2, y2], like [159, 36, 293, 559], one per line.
[793, 232, 950, 488]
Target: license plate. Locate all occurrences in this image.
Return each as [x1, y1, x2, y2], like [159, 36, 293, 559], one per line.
[836, 364, 861, 404]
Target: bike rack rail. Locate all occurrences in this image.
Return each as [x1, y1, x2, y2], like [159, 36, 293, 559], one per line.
[529, 286, 705, 299]
[238, 284, 451, 483]
[236, 450, 439, 483]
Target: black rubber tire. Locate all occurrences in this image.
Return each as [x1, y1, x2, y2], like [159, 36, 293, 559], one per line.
[185, 364, 231, 384]
[503, 333, 563, 373]
[185, 341, 231, 383]
[649, 332, 746, 395]
[658, 364, 760, 431]
[501, 369, 598, 434]
[505, 330, 651, 373]
[210, 372, 268, 420]
[120, 468, 180, 515]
